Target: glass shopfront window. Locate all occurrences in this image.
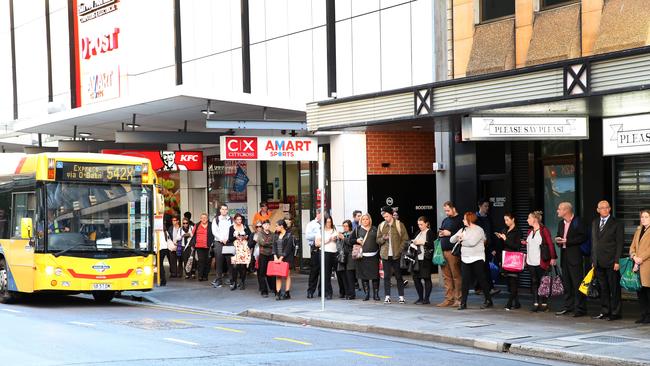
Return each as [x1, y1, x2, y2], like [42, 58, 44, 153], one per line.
[207, 156, 250, 218]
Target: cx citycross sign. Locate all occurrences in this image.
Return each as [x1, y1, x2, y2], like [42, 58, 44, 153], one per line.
[220, 136, 318, 161]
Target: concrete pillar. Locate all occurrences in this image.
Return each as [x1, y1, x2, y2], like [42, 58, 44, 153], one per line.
[452, 0, 475, 78]
[435, 131, 453, 228]
[329, 132, 368, 225]
[515, 0, 534, 68]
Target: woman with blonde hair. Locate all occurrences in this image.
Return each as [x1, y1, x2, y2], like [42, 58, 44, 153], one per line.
[349, 213, 380, 301]
[630, 209, 650, 324]
[523, 210, 557, 312]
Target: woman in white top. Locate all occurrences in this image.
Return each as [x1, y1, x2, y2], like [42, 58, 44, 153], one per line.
[322, 216, 339, 300]
[450, 212, 493, 310]
[168, 216, 183, 278]
[523, 211, 557, 312]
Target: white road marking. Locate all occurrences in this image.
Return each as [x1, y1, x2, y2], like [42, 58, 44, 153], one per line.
[164, 337, 199, 346]
[0, 308, 21, 313]
[69, 321, 96, 327]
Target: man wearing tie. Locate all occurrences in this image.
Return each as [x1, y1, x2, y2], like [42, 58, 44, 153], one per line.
[591, 200, 624, 320]
[555, 202, 588, 317]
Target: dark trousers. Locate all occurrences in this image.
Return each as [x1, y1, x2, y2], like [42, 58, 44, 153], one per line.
[461, 260, 491, 305]
[213, 242, 231, 281]
[196, 248, 210, 280]
[414, 277, 432, 301]
[169, 250, 182, 277]
[231, 263, 247, 285]
[323, 252, 337, 296]
[345, 270, 357, 297]
[308, 250, 321, 294]
[596, 265, 622, 316]
[506, 274, 519, 304]
[382, 258, 404, 297]
[336, 269, 347, 297]
[159, 249, 170, 284]
[561, 249, 587, 313]
[257, 254, 275, 294]
[529, 265, 549, 304]
[638, 287, 650, 318]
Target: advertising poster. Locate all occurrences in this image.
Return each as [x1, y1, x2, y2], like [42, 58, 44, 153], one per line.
[207, 156, 249, 218]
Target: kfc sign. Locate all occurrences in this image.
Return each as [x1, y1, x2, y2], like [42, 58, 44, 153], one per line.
[220, 136, 318, 161]
[102, 150, 204, 171]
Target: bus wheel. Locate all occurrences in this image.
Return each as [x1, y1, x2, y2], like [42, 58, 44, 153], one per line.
[0, 258, 17, 304]
[92, 291, 115, 303]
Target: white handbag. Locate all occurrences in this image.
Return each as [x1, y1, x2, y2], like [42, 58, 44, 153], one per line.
[166, 238, 177, 252]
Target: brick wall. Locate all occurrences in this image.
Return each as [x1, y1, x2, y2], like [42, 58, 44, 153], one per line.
[366, 131, 435, 175]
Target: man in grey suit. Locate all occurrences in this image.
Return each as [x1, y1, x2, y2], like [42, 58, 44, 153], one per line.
[591, 200, 624, 321]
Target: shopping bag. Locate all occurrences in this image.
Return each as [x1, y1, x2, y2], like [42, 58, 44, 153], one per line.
[502, 251, 526, 272]
[538, 266, 564, 297]
[579, 267, 595, 295]
[489, 260, 500, 284]
[379, 260, 384, 279]
[620, 257, 642, 292]
[432, 239, 446, 266]
[267, 261, 289, 277]
[184, 248, 195, 274]
[587, 276, 600, 299]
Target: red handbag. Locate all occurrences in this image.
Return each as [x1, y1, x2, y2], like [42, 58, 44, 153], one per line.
[502, 251, 526, 272]
[267, 261, 289, 277]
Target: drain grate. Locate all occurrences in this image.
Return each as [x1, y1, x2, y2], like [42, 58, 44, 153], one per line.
[117, 318, 200, 330]
[580, 335, 638, 344]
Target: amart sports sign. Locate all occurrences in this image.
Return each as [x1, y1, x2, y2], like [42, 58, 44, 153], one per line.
[220, 136, 318, 161]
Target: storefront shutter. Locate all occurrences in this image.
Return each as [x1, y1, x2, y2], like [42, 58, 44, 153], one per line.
[615, 154, 650, 254]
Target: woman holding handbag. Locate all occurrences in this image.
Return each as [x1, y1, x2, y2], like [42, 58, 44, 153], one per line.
[168, 216, 183, 278]
[451, 212, 492, 310]
[188, 213, 214, 281]
[629, 209, 650, 324]
[523, 211, 557, 312]
[322, 216, 339, 300]
[495, 213, 522, 311]
[349, 214, 380, 301]
[256, 220, 275, 298]
[411, 216, 436, 305]
[337, 220, 355, 299]
[273, 219, 295, 300]
[228, 213, 253, 290]
[180, 218, 194, 279]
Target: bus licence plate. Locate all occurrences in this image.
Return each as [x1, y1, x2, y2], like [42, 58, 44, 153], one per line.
[92, 283, 111, 290]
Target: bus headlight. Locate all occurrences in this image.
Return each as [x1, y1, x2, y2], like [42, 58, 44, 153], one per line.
[143, 266, 152, 276]
[45, 266, 54, 275]
[55, 268, 63, 276]
[136, 268, 143, 275]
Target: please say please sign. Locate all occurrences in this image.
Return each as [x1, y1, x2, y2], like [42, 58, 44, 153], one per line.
[220, 136, 318, 161]
[462, 116, 589, 141]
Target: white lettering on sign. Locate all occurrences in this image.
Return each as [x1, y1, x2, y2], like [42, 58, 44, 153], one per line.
[179, 154, 199, 162]
[415, 205, 433, 210]
[81, 28, 119, 60]
[220, 136, 318, 161]
[463, 116, 588, 141]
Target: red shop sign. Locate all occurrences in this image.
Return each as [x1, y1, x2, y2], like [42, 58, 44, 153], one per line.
[102, 150, 204, 171]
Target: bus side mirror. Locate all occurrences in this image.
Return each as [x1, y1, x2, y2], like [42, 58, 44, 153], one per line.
[20, 218, 33, 239]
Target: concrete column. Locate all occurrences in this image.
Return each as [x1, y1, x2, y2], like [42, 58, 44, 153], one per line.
[435, 131, 453, 228]
[515, 0, 534, 68]
[452, 0, 475, 78]
[329, 132, 368, 225]
[581, 0, 603, 56]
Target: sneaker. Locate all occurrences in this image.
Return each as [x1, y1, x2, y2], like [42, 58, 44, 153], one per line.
[384, 296, 391, 304]
[490, 288, 501, 296]
[398, 296, 405, 304]
[402, 280, 409, 288]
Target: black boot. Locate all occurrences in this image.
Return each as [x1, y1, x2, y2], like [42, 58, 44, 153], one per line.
[362, 281, 370, 301]
[372, 280, 380, 301]
[276, 291, 283, 300]
[282, 291, 291, 300]
[240, 281, 246, 290]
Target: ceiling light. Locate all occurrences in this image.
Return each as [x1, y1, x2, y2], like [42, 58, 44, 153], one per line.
[201, 109, 216, 116]
[125, 123, 140, 129]
[78, 132, 92, 137]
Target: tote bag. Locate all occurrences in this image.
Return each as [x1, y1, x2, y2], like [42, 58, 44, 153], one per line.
[432, 239, 446, 266]
[502, 251, 526, 272]
[267, 261, 289, 277]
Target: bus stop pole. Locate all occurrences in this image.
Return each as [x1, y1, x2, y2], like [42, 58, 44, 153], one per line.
[318, 147, 325, 312]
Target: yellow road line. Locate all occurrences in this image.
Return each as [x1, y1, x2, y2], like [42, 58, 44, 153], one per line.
[343, 349, 392, 359]
[214, 326, 245, 333]
[273, 337, 312, 346]
[171, 319, 194, 325]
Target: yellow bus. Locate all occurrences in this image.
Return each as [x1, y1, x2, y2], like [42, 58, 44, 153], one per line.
[0, 152, 160, 303]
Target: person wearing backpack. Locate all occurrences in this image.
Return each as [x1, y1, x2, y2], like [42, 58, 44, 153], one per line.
[377, 206, 409, 304]
[591, 200, 624, 321]
[555, 202, 588, 317]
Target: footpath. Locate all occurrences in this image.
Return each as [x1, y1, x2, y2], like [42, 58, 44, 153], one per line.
[123, 273, 650, 366]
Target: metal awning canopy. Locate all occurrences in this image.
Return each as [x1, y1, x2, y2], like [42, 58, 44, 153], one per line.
[15, 86, 306, 142]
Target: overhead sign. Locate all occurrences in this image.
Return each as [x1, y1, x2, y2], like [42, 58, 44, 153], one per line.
[74, 0, 124, 106]
[220, 136, 318, 161]
[462, 116, 589, 141]
[603, 114, 650, 156]
[102, 150, 204, 171]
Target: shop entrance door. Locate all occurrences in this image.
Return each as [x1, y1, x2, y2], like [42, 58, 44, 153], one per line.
[479, 175, 509, 235]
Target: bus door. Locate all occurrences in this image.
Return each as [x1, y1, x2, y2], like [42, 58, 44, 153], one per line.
[6, 192, 37, 292]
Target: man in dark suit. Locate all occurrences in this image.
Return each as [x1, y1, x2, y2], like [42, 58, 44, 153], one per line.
[555, 202, 588, 317]
[591, 200, 624, 320]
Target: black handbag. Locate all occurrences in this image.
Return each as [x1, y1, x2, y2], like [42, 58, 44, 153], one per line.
[451, 242, 462, 257]
[587, 275, 600, 299]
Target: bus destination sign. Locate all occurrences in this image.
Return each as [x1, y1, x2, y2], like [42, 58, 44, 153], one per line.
[55, 162, 142, 183]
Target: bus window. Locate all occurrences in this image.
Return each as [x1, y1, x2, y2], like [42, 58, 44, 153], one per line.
[11, 192, 36, 239]
[0, 192, 9, 239]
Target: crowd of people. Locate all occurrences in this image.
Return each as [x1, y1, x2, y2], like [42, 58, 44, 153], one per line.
[157, 199, 650, 324]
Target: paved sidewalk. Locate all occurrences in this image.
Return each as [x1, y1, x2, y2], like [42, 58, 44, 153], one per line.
[124, 273, 650, 366]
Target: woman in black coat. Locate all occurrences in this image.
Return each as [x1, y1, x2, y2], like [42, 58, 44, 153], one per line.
[411, 216, 436, 304]
[349, 213, 380, 301]
[273, 219, 295, 300]
[495, 213, 522, 310]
